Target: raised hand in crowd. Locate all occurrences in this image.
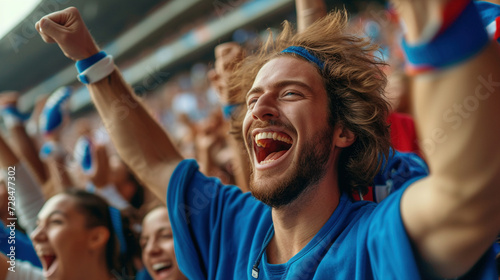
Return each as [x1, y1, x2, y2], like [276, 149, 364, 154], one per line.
[37, 7, 182, 202]
[0, 92, 48, 186]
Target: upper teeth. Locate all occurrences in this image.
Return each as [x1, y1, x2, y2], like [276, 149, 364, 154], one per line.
[255, 132, 292, 144]
[152, 262, 171, 271]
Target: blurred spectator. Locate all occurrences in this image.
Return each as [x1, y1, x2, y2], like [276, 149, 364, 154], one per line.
[30, 189, 131, 279]
[140, 207, 187, 280]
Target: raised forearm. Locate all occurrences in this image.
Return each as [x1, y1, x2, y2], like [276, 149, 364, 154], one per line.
[45, 156, 73, 191]
[394, 0, 500, 199]
[395, 0, 500, 277]
[227, 136, 250, 192]
[296, 0, 327, 32]
[0, 134, 45, 235]
[0, 134, 18, 169]
[36, 7, 181, 202]
[87, 69, 182, 201]
[9, 126, 48, 185]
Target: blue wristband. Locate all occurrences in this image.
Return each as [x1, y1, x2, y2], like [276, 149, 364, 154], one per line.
[75, 51, 107, 73]
[403, 1, 489, 75]
[39, 141, 64, 159]
[1, 106, 30, 121]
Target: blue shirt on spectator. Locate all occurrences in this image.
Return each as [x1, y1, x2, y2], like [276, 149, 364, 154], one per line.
[167, 159, 497, 279]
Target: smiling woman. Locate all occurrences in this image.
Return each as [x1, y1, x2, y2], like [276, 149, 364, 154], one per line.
[30, 189, 121, 280]
[0, 0, 42, 40]
[140, 207, 187, 280]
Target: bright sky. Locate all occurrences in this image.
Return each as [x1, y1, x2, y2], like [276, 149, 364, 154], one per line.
[0, 0, 42, 39]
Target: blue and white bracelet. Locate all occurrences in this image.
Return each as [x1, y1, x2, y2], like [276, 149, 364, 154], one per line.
[76, 51, 115, 84]
[39, 141, 65, 160]
[0, 106, 30, 128]
[402, 0, 489, 75]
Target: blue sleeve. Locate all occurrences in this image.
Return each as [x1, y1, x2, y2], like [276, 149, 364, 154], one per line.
[0, 222, 41, 268]
[367, 177, 498, 279]
[367, 178, 422, 279]
[167, 159, 269, 280]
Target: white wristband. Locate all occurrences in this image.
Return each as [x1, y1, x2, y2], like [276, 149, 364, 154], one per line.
[39, 141, 66, 160]
[77, 55, 115, 84]
[1, 113, 22, 128]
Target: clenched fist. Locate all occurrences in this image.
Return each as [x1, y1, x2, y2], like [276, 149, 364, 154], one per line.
[36, 7, 100, 61]
[211, 42, 244, 104]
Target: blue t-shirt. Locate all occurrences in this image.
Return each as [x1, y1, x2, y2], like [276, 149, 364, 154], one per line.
[167, 160, 497, 279]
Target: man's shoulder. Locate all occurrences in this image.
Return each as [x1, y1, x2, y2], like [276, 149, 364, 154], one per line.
[328, 195, 378, 235]
[345, 199, 377, 221]
[340, 186, 411, 238]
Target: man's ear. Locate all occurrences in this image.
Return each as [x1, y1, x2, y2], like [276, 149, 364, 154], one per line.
[333, 123, 356, 148]
[88, 226, 110, 251]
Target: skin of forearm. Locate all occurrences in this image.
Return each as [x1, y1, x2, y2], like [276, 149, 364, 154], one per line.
[46, 156, 73, 190]
[90, 145, 111, 188]
[391, 0, 447, 44]
[414, 48, 500, 278]
[296, 0, 327, 33]
[394, 0, 500, 276]
[0, 253, 9, 280]
[87, 69, 182, 201]
[412, 43, 500, 200]
[196, 147, 214, 177]
[0, 134, 19, 169]
[227, 136, 250, 192]
[9, 126, 48, 185]
[393, 0, 500, 202]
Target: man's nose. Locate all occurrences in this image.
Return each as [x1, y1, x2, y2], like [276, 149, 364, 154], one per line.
[251, 93, 279, 121]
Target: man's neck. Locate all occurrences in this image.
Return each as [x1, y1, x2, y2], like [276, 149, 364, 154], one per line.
[267, 172, 341, 264]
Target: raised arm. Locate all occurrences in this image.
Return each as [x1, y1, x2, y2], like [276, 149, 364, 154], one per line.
[0, 132, 44, 235]
[394, 0, 500, 277]
[36, 7, 182, 201]
[296, 0, 326, 33]
[212, 42, 250, 191]
[0, 93, 48, 185]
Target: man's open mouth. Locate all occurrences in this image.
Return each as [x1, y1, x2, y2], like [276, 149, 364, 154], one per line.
[254, 131, 293, 165]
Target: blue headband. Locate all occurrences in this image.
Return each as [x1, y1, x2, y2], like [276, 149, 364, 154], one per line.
[281, 46, 324, 69]
[108, 206, 127, 254]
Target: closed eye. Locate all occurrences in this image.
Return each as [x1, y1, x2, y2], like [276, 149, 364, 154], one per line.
[248, 98, 258, 104]
[159, 229, 173, 239]
[247, 97, 258, 109]
[160, 233, 173, 239]
[49, 219, 63, 225]
[282, 91, 303, 99]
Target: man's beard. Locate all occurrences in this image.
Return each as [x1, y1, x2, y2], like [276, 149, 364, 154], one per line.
[249, 126, 334, 209]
